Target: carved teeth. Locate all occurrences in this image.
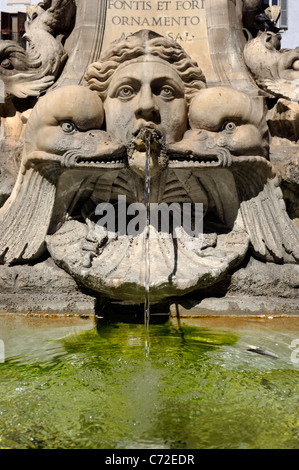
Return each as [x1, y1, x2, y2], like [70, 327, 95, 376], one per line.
[168, 152, 219, 166]
[76, 157, 126, 166]
[169, 157, 219, 167]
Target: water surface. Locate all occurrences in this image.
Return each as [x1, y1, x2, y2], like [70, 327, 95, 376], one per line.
[0, 315, 299, 449]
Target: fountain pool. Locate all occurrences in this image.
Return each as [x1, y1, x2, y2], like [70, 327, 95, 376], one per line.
[0, 314, 299, 449]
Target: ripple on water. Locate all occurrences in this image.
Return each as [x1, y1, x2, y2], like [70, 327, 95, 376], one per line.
[0, 317, 299, 449]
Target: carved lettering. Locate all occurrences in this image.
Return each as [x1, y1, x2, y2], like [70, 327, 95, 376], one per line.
[112, 15, 200, 27]
[104, 0, 205, 45]
[176, 0, 204, 9]
[107, 1, 152, 10]
[107, 0, 204, 10]
[157, 1, 172, 10]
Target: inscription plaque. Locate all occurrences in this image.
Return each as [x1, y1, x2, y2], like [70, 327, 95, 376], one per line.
[101, 0, 217, 82]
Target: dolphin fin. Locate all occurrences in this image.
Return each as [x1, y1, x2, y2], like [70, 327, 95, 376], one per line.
[233, 160, 299, 263]
[0, 156, 59, 265]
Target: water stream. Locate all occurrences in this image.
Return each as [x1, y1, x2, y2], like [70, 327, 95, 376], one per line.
[144, 130, 151, 358]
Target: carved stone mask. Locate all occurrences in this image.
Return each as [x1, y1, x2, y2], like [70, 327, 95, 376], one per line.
[103, 56, 188, 145]
[103, 56, 187, 177]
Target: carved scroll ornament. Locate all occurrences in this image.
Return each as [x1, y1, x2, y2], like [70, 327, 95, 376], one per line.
[244, 31, 299, 102]
[0, 0, 76, 102]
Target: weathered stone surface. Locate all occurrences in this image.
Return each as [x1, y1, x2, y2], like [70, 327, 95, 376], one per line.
[0, 1, 298, 316]
[243, 31, 299, 101]
[0, 112, 23, 207]
[171, 296, 299, 316]
[170, 257, 299, 316]
[269, 145, 299, 219]
[228, 258, 299, 298]
[0, 0, 76, 103]
[47, 219, 250, 302]
[266, 99, 299, 219]
[267, 99, 299, 142]
[0, 258, 95, 315]
[0, 0, 76, 205]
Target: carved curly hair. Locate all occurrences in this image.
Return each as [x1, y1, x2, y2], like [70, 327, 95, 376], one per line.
[84, 29, 206, 104]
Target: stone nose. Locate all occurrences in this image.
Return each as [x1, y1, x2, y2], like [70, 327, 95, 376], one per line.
[134, 85, 160, 123]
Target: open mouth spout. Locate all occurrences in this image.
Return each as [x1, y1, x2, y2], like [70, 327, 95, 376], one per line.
[126, 127, 168, 178]
[62, 132, 128, 169]
[167, 130, 232, 168]
[74, 151, 127, 169]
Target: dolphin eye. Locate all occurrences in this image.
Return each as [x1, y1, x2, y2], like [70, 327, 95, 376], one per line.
[223, 122, 236, 132]
[61, 121, 77, 134]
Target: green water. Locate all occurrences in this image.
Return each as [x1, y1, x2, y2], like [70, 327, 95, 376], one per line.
[0, 316, 299, 449]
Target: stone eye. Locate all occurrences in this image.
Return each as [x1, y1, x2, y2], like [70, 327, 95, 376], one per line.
[159, 86, 175, 100]
[117, 86, 135, 100]
[61, 122, 77, 133]
[223, 122, 236, 132]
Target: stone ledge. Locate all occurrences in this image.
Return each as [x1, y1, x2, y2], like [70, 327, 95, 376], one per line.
[171, 295, 299, 317]
[0, 293, 95, 316]
[0, 258, 298, 318]
[0, 258, 95, 316]
[1, 293, 298, 317]
[228, 258, 299, 299]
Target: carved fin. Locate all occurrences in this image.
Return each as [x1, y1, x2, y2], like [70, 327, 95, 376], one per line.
[234, 163, 299, 263]
[261, 78, 299, 102]
[0, 159, 59, 265]
[3, 71, 55, 100]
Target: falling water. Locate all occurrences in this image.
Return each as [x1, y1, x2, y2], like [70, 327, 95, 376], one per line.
[144, 129, 151, 357]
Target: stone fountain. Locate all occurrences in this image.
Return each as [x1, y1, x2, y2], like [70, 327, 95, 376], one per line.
[0, 0, 298, 318]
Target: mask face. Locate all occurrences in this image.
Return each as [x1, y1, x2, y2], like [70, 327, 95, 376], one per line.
[104, 58, 187, 145]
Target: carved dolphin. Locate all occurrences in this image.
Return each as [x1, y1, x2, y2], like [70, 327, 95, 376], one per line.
[24, 0, 77, 78]
[0, 0, 76, 101]
[244, 32, 299, 102]
[0, 85, 125, 265]
[0, 40, 54, 100]
[168, 86, 299, 263]
[168, 87, 268, 163]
